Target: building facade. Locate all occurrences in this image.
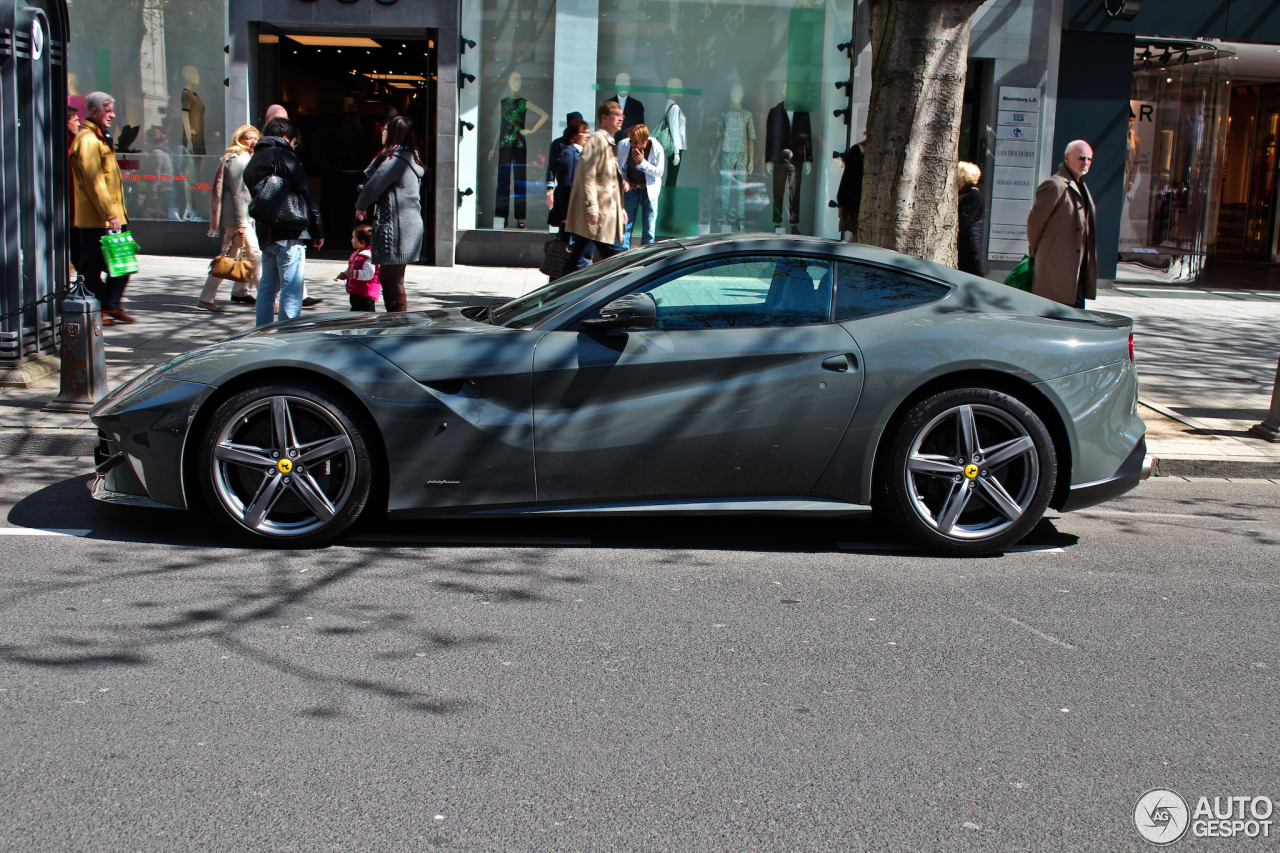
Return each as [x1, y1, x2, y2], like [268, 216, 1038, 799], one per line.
[1049, 0, 1280, 287]
[60, 0, 1280, 283]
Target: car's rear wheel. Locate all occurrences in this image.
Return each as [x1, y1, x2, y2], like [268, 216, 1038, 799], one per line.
[877, 387, 1056, 556]
[197, 383, 372, 547]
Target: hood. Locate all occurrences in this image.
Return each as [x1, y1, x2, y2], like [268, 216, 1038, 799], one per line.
[255, 136, 295, 152]
[221, 308, 512, 343]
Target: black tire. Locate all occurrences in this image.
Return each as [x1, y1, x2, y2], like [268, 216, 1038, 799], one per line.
[197, 383, 373, 547]
[875, 387, 1056, 556]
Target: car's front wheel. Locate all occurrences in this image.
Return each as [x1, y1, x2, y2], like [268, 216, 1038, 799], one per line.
[877, 387, 1056, 556]
[197, 383, 372, 547]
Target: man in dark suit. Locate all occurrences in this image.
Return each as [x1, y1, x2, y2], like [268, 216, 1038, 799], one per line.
[765, 103, 812, 232]
[613, 72, 645, 140]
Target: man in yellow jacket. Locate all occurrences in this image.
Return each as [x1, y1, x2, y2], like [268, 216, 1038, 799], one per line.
[70, 91, 134, 324]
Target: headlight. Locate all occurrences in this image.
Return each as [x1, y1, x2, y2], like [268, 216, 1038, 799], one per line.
[93, 344, 220, 417]
[92, 363, 167, 416]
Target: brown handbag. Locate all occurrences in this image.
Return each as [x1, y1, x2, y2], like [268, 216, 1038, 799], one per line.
[208, 235, 253, 283]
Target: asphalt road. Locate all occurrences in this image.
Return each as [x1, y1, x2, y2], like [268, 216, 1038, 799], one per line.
[0, 458, 1277, 852]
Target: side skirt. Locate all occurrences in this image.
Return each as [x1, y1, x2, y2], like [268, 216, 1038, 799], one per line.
[387, 497, 873, 520]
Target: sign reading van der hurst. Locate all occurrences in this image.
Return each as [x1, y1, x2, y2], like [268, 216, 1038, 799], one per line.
[989, 87, 1042, 262]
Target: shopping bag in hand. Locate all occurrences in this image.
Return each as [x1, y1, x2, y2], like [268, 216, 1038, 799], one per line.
[1003, 255, 1033, 292]
[209, 235, 253, 282]
[100, 231, 140, 277]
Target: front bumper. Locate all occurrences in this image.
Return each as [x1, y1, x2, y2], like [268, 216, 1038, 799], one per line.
[90, 378, 217, 510]
[1059, 437, 1151, 513]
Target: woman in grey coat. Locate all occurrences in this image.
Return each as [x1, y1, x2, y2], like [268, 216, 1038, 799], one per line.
[355, 115, 424, 312]
[199, 125, 261, 310]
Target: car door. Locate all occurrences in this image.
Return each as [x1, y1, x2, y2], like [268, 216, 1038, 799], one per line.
[355, 324, 542, 511]
[532, 253, 864, 503]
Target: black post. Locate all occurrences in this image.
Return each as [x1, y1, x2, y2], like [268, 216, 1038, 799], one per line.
[44, 275, 106, 413]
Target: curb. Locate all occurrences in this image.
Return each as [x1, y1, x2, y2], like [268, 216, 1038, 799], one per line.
[1152, 458, 1280, 480]
[0, 429, 97, 457]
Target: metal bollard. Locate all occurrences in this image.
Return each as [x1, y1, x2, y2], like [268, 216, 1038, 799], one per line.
[44, 276, 108, 413]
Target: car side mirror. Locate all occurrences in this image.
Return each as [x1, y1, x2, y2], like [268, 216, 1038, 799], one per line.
[582, 292, 657, 331]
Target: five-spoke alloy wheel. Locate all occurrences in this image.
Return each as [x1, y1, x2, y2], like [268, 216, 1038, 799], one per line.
[878, 388, 1056, 555]
[198, 384, 373, 546]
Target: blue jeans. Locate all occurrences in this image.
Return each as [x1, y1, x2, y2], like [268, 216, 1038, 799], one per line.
[622, 187, 657, 249]
[257, 240, 306, 325]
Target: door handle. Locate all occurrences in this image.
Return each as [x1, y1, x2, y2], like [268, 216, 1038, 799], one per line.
[822, 354, 853, 372]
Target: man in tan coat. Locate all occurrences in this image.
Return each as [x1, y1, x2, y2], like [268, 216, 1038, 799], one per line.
[564, 100, 628, 268]
[70, 91, 134, 323]
[1026, 140, 1097, 308]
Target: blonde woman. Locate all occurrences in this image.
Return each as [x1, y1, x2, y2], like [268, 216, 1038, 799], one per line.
[956, 161, 984, 277]
[617, 122, 664, 248]
[199, 125, 262, 311]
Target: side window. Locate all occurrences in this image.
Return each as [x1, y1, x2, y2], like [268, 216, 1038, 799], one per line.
[639, 255, 832, 330]
[835, 262, 950, 321]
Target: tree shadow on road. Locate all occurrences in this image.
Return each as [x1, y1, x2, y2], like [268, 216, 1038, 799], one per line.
[0, 475, 594, 720]
[0, 467, 1107, 720]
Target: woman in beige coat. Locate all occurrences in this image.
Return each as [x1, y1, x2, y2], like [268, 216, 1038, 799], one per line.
[564, 100, 628, 269]
[199, 125, 262, 311]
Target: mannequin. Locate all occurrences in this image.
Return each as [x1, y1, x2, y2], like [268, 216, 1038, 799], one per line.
[488, 71, 548, 228]
[613, 72, 645, 140]
[659, 78, 687, 187]
[713, 84, 755, 231]
[181, 66, 206, 155]
[765, 94, 812, 233]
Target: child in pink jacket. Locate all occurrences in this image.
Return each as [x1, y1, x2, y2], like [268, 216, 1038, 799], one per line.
[339, 224, 381, 312]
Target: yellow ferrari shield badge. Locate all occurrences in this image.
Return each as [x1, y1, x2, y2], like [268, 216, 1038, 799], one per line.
[277, 459, 293, 474]
[964, 464, 979, 479]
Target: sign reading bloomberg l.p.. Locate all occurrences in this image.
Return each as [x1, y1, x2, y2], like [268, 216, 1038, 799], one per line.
[988, 86, 1042, 262]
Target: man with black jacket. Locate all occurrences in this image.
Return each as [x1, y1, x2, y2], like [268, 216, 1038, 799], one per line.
[244, 118, 323, 325]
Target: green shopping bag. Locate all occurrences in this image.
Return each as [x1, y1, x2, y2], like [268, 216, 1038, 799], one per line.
[100, 231, 140, 278]
[1004, 254, 1033, 292]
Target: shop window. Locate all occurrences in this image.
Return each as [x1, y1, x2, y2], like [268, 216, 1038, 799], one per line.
[1118, 40, 1232, 282]
[457, 0, 855, 239]
[66, 0, 227, 223]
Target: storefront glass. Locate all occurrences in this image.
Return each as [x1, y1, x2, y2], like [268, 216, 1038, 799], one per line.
[66, 0, 225, 223]
[457, 0, 854, 239]
[1118, 42, 1231, 282]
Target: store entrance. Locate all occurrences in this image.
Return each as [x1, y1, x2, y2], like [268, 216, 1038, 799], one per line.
[256, 30, 436, 261]
[1217, 83, 1280, 263]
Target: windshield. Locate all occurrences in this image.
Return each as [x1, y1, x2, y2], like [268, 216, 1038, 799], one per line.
[492, 243, 683, 329]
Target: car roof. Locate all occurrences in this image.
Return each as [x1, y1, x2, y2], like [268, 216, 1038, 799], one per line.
[668, 233, 957, 281]
[660, 234, 1095, 321]
[673, 233, 838, 250]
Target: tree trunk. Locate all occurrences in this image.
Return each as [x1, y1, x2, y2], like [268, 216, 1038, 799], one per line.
[859, 0, 984, 267]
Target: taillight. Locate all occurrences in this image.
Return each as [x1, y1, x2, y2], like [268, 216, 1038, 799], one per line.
[1128, 333, 1134, 364]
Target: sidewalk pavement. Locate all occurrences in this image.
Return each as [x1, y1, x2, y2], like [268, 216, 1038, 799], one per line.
[1103, 283, 1280, 474]
[1, 258, 1277, 479]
